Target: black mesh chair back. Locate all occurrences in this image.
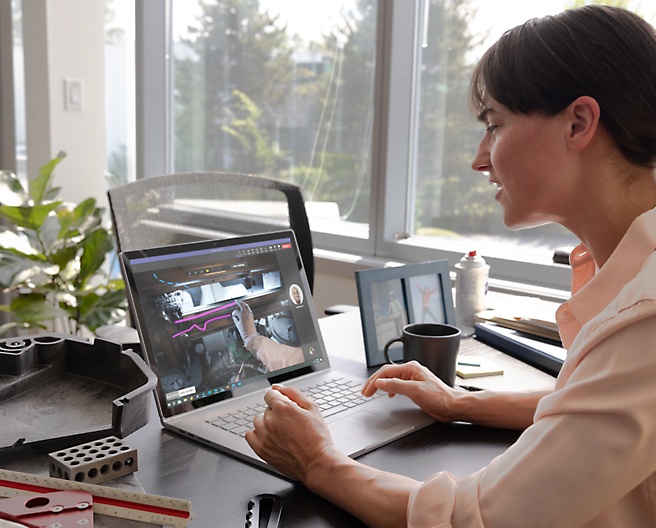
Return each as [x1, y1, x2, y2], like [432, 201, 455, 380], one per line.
[107, 172, 314, 292]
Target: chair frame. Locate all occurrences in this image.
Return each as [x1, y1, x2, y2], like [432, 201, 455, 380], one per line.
[107, 171, 314, 292]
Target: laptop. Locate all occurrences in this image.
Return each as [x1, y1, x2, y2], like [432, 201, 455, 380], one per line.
[120, 230, 434, 472]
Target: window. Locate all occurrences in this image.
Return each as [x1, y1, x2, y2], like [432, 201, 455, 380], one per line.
[168, 0, 377, 250]
[105, 0, 136, 188]
[413, 2, 579, 259]
[379, 0, 578, 289]
[1, 0, 25, 182]
[382, 0, 656, 289]
[136, 0, 656, 293]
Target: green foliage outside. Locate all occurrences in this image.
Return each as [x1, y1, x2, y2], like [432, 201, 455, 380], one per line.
[167, 0, 645, 243]
[0, 153, 126, 336]
[169, 0, 498, 233]
[173, 0, 376, 223]
[221, 90, 285, 176]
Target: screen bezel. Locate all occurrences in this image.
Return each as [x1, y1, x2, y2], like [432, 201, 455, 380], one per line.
[119, 230, 330, 418]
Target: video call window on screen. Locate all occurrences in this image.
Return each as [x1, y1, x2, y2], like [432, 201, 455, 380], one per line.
[132, 248, 309, 409]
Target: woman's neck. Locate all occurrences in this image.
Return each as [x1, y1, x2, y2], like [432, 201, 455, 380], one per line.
[569, 167, 656, 268]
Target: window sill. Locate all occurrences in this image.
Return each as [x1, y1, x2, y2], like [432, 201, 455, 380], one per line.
[313, 248, 570, 309]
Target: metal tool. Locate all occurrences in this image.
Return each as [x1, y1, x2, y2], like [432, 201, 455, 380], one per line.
[0, 489, 93, 527]
[245, 493, 283, 528]
[0, 469, 192, 527]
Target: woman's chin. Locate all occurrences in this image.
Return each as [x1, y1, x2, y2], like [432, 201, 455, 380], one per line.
[502, 211, 552, 230]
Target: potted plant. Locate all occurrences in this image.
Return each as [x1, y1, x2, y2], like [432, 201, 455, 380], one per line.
[0, 152, 126, 336]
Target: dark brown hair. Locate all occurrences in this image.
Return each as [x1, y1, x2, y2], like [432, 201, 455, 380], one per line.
[470, 5, 656, 167]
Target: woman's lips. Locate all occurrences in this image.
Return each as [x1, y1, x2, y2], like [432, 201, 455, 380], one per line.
[490, 179, 503, 199]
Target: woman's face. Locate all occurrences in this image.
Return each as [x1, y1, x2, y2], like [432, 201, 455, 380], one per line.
[471, 98, 574, 229]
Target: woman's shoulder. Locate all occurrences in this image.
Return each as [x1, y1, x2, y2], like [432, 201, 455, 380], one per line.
[560, 252, 656, 373]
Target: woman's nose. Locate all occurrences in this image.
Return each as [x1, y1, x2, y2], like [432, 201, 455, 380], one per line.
[471, 138, 491, 172]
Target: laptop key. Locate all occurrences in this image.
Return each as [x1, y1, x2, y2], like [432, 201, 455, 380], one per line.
[232, 425, 251, 436]
[322, 405, 348, 417]
[207, 377, 379, 436]
[220, 422, 240, 431]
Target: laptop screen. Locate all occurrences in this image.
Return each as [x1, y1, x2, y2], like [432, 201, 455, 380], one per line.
[120, 231, 329, 418]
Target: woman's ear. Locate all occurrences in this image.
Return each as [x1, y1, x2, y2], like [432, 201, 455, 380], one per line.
[566, 96, 601, 152]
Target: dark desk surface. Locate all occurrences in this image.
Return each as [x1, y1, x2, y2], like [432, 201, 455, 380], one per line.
[0, 312, 556, 527]
[123, 311, 556, 527]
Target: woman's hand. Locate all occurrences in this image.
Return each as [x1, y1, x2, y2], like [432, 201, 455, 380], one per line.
[245, 384, 339, 482]
[362, 361, 463, 423]
[247, 385, 418, 528]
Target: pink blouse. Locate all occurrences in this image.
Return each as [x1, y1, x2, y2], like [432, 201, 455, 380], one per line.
[408, 207, 656, 527]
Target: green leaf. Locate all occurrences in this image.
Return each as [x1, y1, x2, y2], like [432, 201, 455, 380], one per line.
[107, 277, 125, 290]
[0, 246, 48, 262]
[73, 198, 99, 220]
[0, 202, 62, 230]
[39, 212, 63, 250]
[78, 289, 127, 332]
[48, 244, 78, 274]
[0, 170, 28, 206]
[10, 293, 69, 325]
[0, 152, 126, 335]
[43, 186, 62, 201]
[57, 198, 102, 238]
[0, 231, 40, 258]
[78, 228, 113, 287]
[29, 151, 66, 204]
[0, 251, 53, 289]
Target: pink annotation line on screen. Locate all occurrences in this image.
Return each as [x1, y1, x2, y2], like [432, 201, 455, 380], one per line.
[171, 313, 234, 339]
[174, 301, 238, 324]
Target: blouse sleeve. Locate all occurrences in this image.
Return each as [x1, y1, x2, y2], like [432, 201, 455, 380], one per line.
[408, 309, 656, 528]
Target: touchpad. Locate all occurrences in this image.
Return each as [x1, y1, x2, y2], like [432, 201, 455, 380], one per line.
[329, 411, 409, 455]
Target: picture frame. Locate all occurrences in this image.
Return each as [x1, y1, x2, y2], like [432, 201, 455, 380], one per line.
[355, 260, 457, 367]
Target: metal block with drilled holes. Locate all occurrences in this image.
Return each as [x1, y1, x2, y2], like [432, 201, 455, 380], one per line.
[48, 436, 138, 484]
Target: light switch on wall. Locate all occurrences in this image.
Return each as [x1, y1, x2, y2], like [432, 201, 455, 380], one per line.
[64, 78, 84, 111]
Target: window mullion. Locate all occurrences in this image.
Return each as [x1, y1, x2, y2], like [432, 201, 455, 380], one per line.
[136, 0, 170, 179]
[376, 0, 420, 254]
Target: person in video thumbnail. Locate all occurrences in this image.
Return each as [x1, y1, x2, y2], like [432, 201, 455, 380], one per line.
[290, 284, 303, 305]
[231, 299, 304, 372]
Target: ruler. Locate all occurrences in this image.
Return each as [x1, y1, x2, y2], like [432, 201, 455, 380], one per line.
[0, 469, 192, 527]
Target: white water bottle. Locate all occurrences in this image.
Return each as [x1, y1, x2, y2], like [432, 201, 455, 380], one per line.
[455, 250, 489, 328]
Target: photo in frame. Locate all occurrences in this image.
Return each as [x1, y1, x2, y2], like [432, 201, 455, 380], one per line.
[355, 260, 457, 367]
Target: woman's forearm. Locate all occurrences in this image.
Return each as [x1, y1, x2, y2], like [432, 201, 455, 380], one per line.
[452, 388, 552, 429]
[305, 446, 418, 528]
[301, 389, 550, 527]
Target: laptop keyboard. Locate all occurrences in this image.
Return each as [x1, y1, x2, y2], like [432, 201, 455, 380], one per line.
[206, 377, 382, 437]
[306, 377, 382, 417]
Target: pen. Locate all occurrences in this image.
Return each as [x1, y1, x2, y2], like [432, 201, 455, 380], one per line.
[458, 384, 485, 392]
[457, 361, 481, 367]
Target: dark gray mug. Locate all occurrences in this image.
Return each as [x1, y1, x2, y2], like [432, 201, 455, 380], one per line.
[383, 323, 461, 386]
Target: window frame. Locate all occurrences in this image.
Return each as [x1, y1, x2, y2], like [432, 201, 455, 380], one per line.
[0, 1, 17, 174]
[135, 0, 572, 293]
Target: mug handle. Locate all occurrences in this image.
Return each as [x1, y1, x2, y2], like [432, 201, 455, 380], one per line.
[383, 336, 404, 364]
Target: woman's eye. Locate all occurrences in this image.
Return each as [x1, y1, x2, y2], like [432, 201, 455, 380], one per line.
[486, 124, 498, 133]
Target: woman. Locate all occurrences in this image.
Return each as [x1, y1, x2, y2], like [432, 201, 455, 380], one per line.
[245, 5, 656, 527]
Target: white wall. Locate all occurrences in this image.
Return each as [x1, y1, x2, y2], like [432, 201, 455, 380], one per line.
[314, 268, 360, 315]
[313, 251, 410, 315]
[23, 0, 107, 210]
